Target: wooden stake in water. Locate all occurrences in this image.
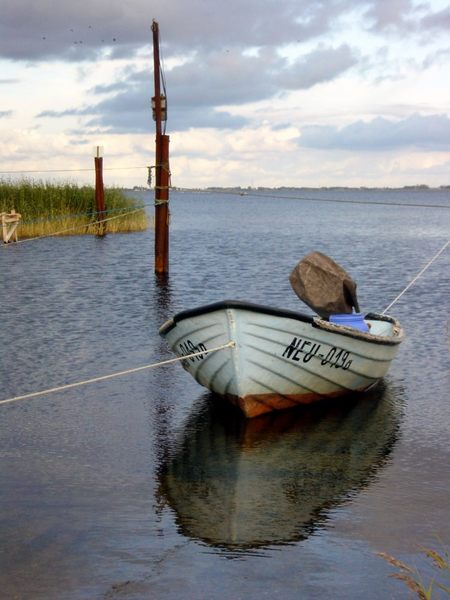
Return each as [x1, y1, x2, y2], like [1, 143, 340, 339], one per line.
[152, 20, 170, 274]
[1, 210, 21, 243]
[94, 145, 106, 237]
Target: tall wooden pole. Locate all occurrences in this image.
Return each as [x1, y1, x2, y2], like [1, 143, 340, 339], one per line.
[152, 20, 170, 274]
[94, 146, 106, 237]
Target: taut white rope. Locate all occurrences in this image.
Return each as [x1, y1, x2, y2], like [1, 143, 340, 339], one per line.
[382, 238, 449, 314]
[0, 341, 235, 407]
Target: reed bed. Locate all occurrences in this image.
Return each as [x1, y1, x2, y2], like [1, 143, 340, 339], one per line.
[0, 179, 150, 238]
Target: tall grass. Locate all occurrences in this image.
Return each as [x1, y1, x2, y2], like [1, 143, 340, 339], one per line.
[0, 179, 150, 238]
[378, 546, 450, 599]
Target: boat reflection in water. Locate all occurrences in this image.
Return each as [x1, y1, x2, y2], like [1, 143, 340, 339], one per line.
[158, 384, 402, 553]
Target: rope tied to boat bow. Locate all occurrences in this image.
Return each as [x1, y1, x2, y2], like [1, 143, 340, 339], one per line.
[0, 341, 235, 407]
[382, 237, 449, 314]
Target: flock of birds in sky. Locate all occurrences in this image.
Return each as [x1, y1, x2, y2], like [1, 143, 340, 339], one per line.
[40, 25, 118, 45]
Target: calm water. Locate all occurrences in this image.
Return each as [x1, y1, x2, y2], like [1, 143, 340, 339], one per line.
[0, 189, 449, 599]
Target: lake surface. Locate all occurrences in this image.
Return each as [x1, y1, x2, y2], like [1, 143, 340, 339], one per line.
[1, 188, 449, 599]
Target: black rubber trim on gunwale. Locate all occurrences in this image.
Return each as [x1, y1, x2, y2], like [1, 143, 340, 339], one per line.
[159, 300, 314, 335]
[159, 301, 403, 346]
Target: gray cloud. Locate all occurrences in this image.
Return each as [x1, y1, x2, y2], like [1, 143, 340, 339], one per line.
[421, 6, 450, 31]
[0, 1, 320, 60]
[298, 113, 450, 150]
[38, 108, 85, 117]
[39, 94, 248, 133]
[68, 138, 90, 145]
[86, 105, 248, 133]
[0, 1, 143, 61]
[167, 49, 280, 107]
[364, 0, 417, 32]
[279, 44, 357, 89]
[1, 1, 445, 64]
[166, 44, 357, 107]
[422, 47, 450, 68]
[36, 43, 357, 132]
[363, 0, 450, 35]
[15, 0, 444, 140]
[0, 0, 370, 62]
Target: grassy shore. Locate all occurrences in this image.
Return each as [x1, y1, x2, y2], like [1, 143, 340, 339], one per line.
[0, 180, 150, 238]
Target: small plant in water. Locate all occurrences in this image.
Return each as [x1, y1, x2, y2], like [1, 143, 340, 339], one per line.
[377, 546, 450, 599]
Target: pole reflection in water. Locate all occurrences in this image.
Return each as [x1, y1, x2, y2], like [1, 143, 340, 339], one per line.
[157, 383, 403, 553]
[151, 273, 176, 468]
[153, 272, 172, 319]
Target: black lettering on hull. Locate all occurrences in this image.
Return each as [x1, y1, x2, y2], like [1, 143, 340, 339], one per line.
[282, 337, 353, 371]
[178, 339, 208, 364]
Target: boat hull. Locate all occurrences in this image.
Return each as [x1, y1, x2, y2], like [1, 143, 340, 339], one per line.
[159, 301, 403, 418]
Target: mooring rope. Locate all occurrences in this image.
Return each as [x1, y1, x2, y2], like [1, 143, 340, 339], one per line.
[198, 189, 450, 210]
[0, 341, 235, 407]
[1, 207, 146, 246]
[0, 166, 147, 174]
[382, 238, 450, 314]
[20, 205, 146, 226]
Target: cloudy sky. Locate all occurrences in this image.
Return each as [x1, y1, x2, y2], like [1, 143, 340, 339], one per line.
[1, 0, 449, 188]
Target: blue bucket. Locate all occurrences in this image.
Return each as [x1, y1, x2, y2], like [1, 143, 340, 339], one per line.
[329, 313, 369, 332]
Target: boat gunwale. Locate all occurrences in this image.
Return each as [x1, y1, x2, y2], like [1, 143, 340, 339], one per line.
[159, 300, 403, 346]
[159, 300, 314, 335]
[313, 311, 403, 346]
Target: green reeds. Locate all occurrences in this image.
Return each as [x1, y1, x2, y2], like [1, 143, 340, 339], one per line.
[0, 179, 151, 238]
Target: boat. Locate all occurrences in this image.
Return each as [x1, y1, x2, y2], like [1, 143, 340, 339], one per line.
[159, 299, 404, 418]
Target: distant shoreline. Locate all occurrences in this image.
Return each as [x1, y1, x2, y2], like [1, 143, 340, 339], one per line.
[198, 185, 450, 192]
[129, 185, 450, 193]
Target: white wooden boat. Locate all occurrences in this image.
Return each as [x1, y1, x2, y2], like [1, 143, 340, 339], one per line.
[159, 300, 404, 418]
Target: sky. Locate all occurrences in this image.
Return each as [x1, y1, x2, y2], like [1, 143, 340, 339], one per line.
[1, 0, 450, 189]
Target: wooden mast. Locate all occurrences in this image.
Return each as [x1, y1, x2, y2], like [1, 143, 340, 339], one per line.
[152, 20, 170, 274]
